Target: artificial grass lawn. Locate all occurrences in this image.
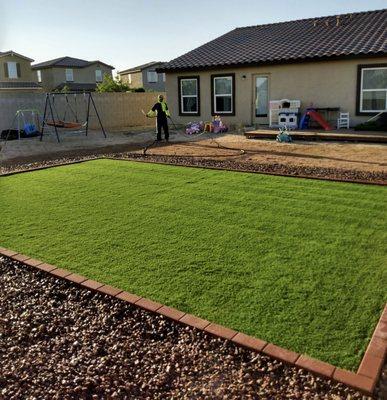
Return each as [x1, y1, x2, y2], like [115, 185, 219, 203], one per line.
[1, 159, 386, 370]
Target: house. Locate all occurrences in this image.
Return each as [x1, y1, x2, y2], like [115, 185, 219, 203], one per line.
[32, 56, 114, 92]
[160, 9, 387, 128]
[118, 62, 165, 91]
[0, 51, 41, 92]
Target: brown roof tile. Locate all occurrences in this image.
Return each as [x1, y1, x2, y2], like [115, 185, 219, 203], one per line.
[160, 9, 387, 71]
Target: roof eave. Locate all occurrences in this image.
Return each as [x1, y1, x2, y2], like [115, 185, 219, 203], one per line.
[0, 51, 34, 62]
[160, 52, 387, 73]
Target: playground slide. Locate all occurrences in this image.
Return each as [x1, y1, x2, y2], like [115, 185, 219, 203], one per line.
[307, 111, 333, 131]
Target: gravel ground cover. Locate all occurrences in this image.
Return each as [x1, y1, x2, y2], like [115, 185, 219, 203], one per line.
[0, 256, 371, 399]
[1, 151, 386, 184]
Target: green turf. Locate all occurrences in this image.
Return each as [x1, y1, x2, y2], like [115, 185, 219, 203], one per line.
[1, 159, 386, 370]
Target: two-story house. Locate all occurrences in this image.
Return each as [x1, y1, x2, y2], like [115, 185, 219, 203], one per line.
[118, 61, 165, 91]
[32, 56, 114, 92]
[0, 51, 41, 91]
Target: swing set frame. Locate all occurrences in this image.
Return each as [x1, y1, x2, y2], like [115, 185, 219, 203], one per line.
[40, 92, 106, 143]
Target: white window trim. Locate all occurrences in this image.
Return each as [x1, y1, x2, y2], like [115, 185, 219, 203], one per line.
[213, 76, 233, 114]
[360, 67, 387, 113]
[95, 69, 102, 82]
[180, 78, 198, 114]
[128, 73, 132, 84]
[65, 68, 74, 82]
[7, 62, 18, 79]
[37, 70, 42, 83]
[147, 70, 158, 83]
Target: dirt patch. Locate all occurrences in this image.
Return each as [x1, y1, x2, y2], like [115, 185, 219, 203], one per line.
[0, 257, 370, 399]
[2, 134, 386, 184]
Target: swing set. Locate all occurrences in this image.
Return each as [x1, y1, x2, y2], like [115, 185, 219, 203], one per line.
[41, 92, 106, 142]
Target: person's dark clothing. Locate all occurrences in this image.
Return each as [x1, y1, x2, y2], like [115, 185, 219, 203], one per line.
[151, 101, 169, 140]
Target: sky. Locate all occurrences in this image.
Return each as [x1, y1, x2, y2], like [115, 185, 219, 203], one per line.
[1, 0, 386, 72]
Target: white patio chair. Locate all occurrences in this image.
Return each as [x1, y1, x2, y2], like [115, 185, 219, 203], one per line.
[337, 112, 350, 129]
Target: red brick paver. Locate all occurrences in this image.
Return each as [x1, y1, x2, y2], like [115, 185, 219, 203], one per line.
[23, 258, 43, 267]
[232, 332, 267, 352]
[135, 298, 163, 312]
[296, 355, 335, 378]
[81, 279, 104, 290]
[205, 323, 238, 340]
[97, 285, 122, 297]
[263, 343, 300, 365]
[158, 305, 186, 322]
[179, 314, 210, 330]
[115, 291, 142, 304]
[333, 368, 374, 393]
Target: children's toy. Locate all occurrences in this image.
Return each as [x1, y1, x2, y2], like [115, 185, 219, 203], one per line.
[212, 115, 228, 133]
[276, 126, 292, 143]
[269, 99, 300, 128]
[185, 121, 204, 135]
[299, 108, 333, 130]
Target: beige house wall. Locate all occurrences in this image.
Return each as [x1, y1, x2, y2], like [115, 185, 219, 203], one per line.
[165, 56, 387, 127]
[37, 64, 113, 91]
[120, 71, 143, 88]
[0, 55, 37, 82]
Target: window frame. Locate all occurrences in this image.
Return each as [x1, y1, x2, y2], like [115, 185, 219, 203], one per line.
[65, 68, 74, 82]
[147, 70, 158, 83]
[7, 62, 18, 79]
[255, 75, 269, 117]
[128, 73, 132, 84]
[95, 69, 103, 82]
[178, 76, 200, 116]
[211, 73, 235, 116]
[356, 63, 387, 115]
[37, 70, 42, 83]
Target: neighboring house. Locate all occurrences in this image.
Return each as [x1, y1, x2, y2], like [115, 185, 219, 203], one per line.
[0, 51, 41, 92]
[32, 56, 114, 92]
[160, 9, 387, 127]
[118, 62, 166, 91]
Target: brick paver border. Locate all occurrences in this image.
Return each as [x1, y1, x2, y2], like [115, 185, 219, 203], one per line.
[2, 155, 386, 186]
[0, 247, 385, 395]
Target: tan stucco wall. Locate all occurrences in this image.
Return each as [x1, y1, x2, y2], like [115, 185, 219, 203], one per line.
[0, 55, 37, 82]
[120, 71, 143, 88]
[37, 63, 113, 91]
[0, 91, 165, 132]
[165, 56, 387, 127]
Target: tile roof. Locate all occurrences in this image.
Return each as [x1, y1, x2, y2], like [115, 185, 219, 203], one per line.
[0, 82, 41, 89]
[119, 61, 164, 74]
[32, 56, 114, 70]
[0, 51, 34, 62]
[160, 9, 387, 71]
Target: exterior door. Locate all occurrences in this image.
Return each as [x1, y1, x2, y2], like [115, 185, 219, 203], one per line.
[253, 75, 269, 125]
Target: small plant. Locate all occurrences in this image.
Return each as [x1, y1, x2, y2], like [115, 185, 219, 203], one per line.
[96, 74, 130, 93]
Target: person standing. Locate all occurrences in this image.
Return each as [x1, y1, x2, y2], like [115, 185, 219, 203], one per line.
[146, 94, 170, 141]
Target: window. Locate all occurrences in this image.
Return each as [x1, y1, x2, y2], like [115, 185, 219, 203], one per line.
[255, 76, 268, 116]
[37, 70, 42, 83]
[128, 74, 132, 84]
[65, 68, 73, 82]
[7, 62, 18, 79]
[162, 73, 166, 82]
[211, 74, 235, 115]
[147, 70, 158, 83]
[178, 76, 200, 115]
[357, 64, 387, 114]
[95, 69, 102, 82]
